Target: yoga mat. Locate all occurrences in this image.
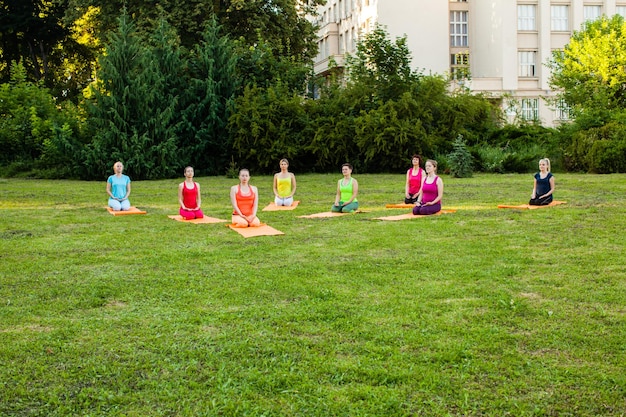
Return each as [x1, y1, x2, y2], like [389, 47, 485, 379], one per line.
[168, 215, 227, 224]
[262, 201, 300, 211]
[107, 206, 146, 215]
[373, 209, 456, 221]
[385, 203, 415, 209]
[228, 224, 284, 238]
[497, 200, 567, 210]
[298, 210, 365, 219]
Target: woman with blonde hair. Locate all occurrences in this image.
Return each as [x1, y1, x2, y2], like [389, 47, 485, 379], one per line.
[529, 158, 555, 205]
[273, 159, 297, 206]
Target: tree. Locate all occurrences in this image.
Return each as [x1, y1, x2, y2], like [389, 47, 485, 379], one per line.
[177, 17, 238, 175]
[346, 24, 420, 103]
[0, 61, 86, 176]
[86, 14, 179, 180]
[0, 0, 98, 101]
[549, 14, 626, 124]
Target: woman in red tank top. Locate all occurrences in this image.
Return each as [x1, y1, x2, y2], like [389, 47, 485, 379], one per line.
[230, 168, 260, 227]
[178, 166, 204, 220]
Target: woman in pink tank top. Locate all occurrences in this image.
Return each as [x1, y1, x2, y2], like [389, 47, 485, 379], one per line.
[405, 154, 425, 204]
[412, 159, 443, 215]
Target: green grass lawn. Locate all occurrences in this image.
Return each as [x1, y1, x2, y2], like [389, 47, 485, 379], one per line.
[1, 173, 625, 416]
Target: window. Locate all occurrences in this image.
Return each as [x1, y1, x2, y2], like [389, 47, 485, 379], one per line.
[521, 98, 539, 121]
[519, 51, 537, 77]
[584, 5, 602, 21]
[551, 5, 569, 31]
[450, 11, 468, 47]
[450, 52, 470, 80]
[518, 5, 536, 31]
[616, 6, 626, 18]
[556, 99, 571, 121]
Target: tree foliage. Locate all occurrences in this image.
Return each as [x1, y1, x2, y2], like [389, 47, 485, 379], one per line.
[550, 15, 626, 123]
[177, 17, 238, 175]
[85, 14, 179, 180]
[549, 15, 626, 172]
[0, 0, 97, 101]
[0, 61, 86, 176]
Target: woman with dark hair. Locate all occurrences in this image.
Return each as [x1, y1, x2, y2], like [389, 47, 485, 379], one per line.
[405, 154, 425, 204]
[331, 163, 359, 213]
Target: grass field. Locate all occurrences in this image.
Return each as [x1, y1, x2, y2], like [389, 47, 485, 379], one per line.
[1, 173, 625, 416]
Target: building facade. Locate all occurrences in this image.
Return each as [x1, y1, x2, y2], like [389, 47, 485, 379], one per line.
[312, 0, 626, 127]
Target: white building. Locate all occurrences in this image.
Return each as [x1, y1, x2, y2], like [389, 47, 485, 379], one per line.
[312, 0, 626, 127]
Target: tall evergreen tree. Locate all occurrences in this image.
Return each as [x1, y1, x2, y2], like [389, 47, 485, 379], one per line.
[177, 17, 237, 175]
[86, 13, 179, 180]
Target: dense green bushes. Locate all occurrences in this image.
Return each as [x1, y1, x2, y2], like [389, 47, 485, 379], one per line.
[3, 17, 626, 178]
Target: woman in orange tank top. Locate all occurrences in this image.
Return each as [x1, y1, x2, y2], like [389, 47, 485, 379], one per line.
[230, 168, 261, 227]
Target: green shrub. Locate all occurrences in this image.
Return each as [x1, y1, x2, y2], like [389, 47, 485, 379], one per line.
[447, 135, 473, 177]
[475, 146, 505, 173]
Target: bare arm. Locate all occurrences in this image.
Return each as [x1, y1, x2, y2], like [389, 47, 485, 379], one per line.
[106, 181, 114, 199]
[178, 183, 186, 209]
[405, 170, 411, 198]
[425, 178, 444, 205]
[273, 174, 279, 197]
[531, 178, 538, 199]
[195, 182, 201, 209]
[289, 173, 297, 198]
[230, 186, 243, 216]
[251, 186, 259, 218]
[334, 181, 341, 206]
[124, 181, 131, 200]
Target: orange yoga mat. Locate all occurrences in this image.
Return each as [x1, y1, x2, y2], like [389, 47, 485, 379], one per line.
[228, 223, 284, 238]
[107, 206, 146, 215]
[497, 200, 567, 210]
[373, 209, 456, 221]
[262, 201, 300, 211]
[298, 210, 365, 219]
[385, 203, 415, 209]
[167, 215, 227, 224]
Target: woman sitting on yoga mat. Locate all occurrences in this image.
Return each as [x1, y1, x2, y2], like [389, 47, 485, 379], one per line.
[178, 166, 204, 220]
[412, 159, 443, 215]
[230, 169, 260, 227]
[273, 158, 297, 206]
[106, 161, 131, 211]
[529, 158, 555, 206]
[331, 163, 359, 213]
[405, 154, 425, 204]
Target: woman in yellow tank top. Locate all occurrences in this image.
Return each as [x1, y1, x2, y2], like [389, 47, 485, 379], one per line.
[273, 159, 297, 206]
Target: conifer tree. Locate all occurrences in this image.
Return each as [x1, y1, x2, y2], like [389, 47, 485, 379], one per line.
[86, 13, 179, 179]
[177, 17, 237, 175]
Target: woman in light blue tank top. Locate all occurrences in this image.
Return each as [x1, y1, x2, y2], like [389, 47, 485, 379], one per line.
[331, 163, 359, 213]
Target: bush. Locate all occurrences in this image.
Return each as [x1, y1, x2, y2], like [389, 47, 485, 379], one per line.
[447, 135, 473, 177]
[474, 146, 505, 173]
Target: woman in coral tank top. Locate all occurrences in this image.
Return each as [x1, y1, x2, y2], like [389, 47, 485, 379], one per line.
[230, 169, 261, 227]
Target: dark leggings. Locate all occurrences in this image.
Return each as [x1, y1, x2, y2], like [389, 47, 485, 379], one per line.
[529, 195, 553, 206]
[412, 202, 441, 215]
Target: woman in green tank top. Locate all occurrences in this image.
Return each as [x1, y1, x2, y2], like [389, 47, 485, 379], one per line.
[331, 163, 359, 213]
